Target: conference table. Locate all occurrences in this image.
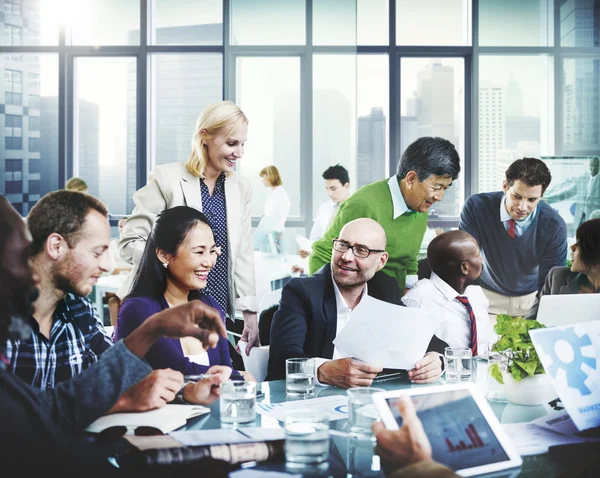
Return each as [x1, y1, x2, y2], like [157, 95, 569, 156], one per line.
[171, 360, 572, 477]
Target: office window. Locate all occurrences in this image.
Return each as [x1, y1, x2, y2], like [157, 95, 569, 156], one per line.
[4, 69, 23, 105]
[563, 57, 600, 151]
[67, 0, 140, 46]
[29, 158, 40, 174]
[396, 0, 471, 46]
[5, 180, 22, 194]
[230, 0, 306, 45]
[3, 24, 22, 45]
[235, 56, 301, 217]
[560, 0, 600, 47]
[401, 58, 465, 217]
[151, 0, 223, 45]
[28, 179, 41, 195]
[150, 53, 223, 170]
[478, 55, 554, 193]
[5, 0, 22, 15]
[29, 137, 40, 152]
[5, 158, 23, 177]
[313, 55, 357, 214]
[74, 57, 136, 216]
[479, 0, 553, 46]
[29, 94, 40, 109]
[29, 116, 41, 131]
[5, 114, 23, 150]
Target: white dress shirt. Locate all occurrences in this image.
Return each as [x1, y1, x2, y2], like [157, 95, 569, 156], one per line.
[263, 186, 291, 232]
[401, 272, 490, 354]
[309, 199, 339, 242]
[499, 194, 537, 237]
[314, 273, 368, 384]
[387, 176, 418, 288]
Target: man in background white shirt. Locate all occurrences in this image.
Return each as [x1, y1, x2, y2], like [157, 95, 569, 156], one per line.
[575, 156, 600, 228]
[402, 230, 490, 356]
[298, 164, 351, 259]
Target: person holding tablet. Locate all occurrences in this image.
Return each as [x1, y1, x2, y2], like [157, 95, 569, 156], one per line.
[373, 396, 458, 478]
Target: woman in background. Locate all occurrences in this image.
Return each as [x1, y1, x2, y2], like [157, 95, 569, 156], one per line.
[527, 218, 600, 320]
[118, 101, 260, 355]
[115, 206, 250, 380]
[256, 165, 290, 254]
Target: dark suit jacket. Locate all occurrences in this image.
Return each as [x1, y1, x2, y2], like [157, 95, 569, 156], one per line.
[267, 264, 448, 380]
[527, 266, 592, 320]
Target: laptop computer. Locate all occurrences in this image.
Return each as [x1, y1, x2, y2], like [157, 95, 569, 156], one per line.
[536, 294, 600, 327]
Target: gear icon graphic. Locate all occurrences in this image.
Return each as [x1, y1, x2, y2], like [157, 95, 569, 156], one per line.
[534, 327, 596, 396]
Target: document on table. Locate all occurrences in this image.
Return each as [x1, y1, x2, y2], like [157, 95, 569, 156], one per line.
[85, 404, 210, 434]
[256, 395, 348, 422]
[170, 427, 285, 447]
[333, 295, 441, 369]
[502, 422, 590, 455]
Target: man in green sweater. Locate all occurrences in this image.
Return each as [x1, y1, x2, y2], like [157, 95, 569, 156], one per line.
[309, 137, 461, 292]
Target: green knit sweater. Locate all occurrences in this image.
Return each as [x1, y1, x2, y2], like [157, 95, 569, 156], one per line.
[308, 179, 428, 290]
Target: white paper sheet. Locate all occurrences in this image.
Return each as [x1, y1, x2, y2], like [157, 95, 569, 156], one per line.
[333, 296, 441, 369]
[295, 234, 314, 252]
[85, 404, 210, 434]
[502, 422, 589, 455]
[237, 340, 270, 383]
[256, 395, 348, 422]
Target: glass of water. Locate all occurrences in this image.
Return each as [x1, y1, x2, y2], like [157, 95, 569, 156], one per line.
[219, 380, 257, 426]
[286, 358, 315, 398]
[284, 409, 329, 473]
[346, 387, 384, 439]
[445, 347, 473, 382]
[347, 435, 380, 477]
[486, 342, 508, 402]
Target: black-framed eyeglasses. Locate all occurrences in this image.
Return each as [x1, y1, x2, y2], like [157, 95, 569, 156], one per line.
[332, 239, 385, 259]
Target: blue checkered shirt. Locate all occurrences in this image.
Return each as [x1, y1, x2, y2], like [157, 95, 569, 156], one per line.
[5, 294, 113, 389]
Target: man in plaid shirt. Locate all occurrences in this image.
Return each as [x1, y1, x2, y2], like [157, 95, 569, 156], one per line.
[5, 190, 184, 412]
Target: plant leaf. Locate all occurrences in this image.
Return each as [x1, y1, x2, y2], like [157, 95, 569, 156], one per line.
[489, 363, 504, 384]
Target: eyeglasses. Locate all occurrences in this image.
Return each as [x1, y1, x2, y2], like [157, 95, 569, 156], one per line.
[332, 239, 385, 259]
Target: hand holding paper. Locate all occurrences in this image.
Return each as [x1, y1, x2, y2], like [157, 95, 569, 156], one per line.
[332, 296, 441, 370]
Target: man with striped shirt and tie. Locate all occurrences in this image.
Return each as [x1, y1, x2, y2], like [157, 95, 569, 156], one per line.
[402, 230, 488, 356]
[458, 158, 567, 320]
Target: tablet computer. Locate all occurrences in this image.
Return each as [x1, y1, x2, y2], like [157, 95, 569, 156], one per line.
[372, 383, 522, 477]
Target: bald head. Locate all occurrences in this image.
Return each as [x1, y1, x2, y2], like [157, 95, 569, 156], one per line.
[331, 218, 389, 289]
[338, 218, 387, 251]
[427, 230, 481, 280]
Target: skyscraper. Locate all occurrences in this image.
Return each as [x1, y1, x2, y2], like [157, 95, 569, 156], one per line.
[479, 83, 506, 192]
[357, 107, 386, 190]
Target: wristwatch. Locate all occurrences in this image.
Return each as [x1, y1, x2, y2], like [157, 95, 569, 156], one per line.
[175, 382, 195, 405]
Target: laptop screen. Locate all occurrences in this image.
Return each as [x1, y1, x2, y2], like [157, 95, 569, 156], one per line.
[386, 388, 510, 471]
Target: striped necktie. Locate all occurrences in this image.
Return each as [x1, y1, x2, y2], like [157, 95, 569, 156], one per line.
[456, 296, 478, 356]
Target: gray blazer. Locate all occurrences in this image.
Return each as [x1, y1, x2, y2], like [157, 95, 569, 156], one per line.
[526, 266, 584, 320]
[117, 161, 257, 313]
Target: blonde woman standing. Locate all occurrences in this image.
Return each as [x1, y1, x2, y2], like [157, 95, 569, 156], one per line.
[118, 101, 259, 354]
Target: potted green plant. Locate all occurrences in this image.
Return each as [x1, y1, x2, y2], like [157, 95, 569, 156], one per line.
[488, 314, 556, 406]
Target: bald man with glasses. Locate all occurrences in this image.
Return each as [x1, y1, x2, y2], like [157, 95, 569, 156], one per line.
[267, 218, 447, 388]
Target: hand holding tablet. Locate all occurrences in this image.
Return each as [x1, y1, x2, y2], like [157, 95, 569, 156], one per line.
[371, 384, 522, 477]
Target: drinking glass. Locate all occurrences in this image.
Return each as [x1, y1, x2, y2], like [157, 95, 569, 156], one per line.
[486, 341, 509, 402]
[347, 435, 380, 477]
[219, 380, 257, 426]
[445, 347, 473, 382]
[286, 358, 315, 398]
[284, 409, 329, 472]
[346, 387, 384, 439]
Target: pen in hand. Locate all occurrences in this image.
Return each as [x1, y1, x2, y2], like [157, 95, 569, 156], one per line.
[184, 373, 218, 382]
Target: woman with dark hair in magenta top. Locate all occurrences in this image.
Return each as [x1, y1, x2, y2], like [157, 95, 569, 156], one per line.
[115, 206, 250, 380]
